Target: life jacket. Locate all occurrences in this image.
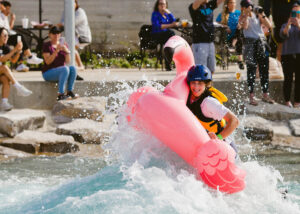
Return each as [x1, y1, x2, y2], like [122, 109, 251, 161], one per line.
[186, 87, 227, 134]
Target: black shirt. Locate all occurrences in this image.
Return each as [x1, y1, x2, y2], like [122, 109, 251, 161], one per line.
[189, 0, 217, 43]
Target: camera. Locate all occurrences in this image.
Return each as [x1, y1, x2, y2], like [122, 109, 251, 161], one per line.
[254, 6, 264, 15]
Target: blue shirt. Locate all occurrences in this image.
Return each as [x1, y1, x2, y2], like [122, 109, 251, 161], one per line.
[189, 0, 217, 43]
[216, 10, 241, 40]
[151, 11, 176, 33]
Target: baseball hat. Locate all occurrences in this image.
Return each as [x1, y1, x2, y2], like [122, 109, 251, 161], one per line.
[49, 26, 63, 34]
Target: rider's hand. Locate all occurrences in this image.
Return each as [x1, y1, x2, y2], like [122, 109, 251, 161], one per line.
[208, 132, 218, 140]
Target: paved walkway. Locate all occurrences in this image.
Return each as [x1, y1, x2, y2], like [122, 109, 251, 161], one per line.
[14, 65, 242, 82]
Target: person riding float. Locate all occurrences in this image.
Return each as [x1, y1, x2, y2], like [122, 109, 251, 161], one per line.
[186, 64, 239, 153]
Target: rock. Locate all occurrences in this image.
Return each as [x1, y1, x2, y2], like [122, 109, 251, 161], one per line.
[272, 135, 300, 149]
[245, 103, 300, 121]
[1, 131, 79, 154]
[56, 116, 116, 144]
[0, 109, 46, 137]
[52, 96, 106, 123]
[269, 57, 284, 80]
[289, 119, 300, 136]
[0, 145, 32, 158]
[242, 115, 273, 141]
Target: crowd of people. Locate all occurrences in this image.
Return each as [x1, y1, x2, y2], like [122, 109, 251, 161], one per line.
[0, 0, 92, 109]
[151, 0, 300, 108]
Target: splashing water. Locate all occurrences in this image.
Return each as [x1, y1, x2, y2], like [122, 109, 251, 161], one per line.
[0, 80, 299, 214]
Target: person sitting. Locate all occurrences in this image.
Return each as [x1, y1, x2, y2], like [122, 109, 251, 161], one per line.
[151, 0, 179, 71]
[0, 1, 43, 72]
[186, 64, 239, 153]
[216, 0, 244, 69]
[0, 27, 32, 111]
[58, 0, 91, 71]
[42, 26, 79, 101]
[280, 2, 300, 108]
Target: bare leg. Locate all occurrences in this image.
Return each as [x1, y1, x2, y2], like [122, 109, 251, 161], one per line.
[0, 65, 17, 84]
[0, 75, 10, 98]
[75, 50, 84, 68]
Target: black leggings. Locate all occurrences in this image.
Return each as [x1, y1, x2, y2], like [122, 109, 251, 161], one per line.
[8, 34, 29, 51]
[281, 54, 300, 103]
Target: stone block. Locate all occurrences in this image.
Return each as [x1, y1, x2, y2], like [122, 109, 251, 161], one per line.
[289, 119, 300, 136]
[0, 109, 46, 137]
[242, 115, 273, 141]
[52, 96, 106, 123]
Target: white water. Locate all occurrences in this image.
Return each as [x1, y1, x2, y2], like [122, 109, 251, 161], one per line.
[0, 80, 299, 213]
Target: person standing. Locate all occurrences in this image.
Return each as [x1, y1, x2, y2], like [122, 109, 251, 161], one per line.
[189, 0, 225, 74]
[151, 0, 179, 71]
[239, 0, 274, 105]
[216, 0, 244, 69]
[280, 2, 300, 108]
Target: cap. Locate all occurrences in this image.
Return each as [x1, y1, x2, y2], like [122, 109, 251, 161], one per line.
[240, 0, 253, 8]
[49, 26, 63, 34]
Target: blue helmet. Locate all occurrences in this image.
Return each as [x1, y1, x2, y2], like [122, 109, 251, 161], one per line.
[187, 65, 212, 83]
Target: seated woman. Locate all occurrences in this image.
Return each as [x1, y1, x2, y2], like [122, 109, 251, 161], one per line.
[216, 0, 244, 69]
[0, 27, 32, 111]
[0, 1, 43, 72]
[151, 0, 179, 71]
[42, 26, 79, 101]
[186, 65, 239, 153]
[58, 0, 91, 70]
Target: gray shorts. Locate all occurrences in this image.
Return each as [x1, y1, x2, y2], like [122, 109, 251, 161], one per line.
[192, 42, 216, 73]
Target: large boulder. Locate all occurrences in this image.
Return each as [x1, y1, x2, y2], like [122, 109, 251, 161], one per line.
[289, 119, 300, 136]
[52, 96, 106, 123]
[242, 115, 273, 141]
[0, 145, 32, 159]
[0, 109, 46, 137]
[1, 131, 79, 154]
[245, 103, 300, 121]
[56, 116, 116, 144]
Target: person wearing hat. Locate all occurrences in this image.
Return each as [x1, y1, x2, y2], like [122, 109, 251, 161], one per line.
[239, 0, 275, 105]
[42, 26, 79, 101]
[280, 2, 300, 108]
[188, 0, 225, 74]
[186, 64, 239, 153]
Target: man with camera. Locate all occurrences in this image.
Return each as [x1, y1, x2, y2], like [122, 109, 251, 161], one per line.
[238, 0, 274, 106]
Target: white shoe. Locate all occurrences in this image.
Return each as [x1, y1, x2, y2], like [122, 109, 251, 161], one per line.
[0, 102, 13, 111]
[15, 84, 32, 96]
[16, 63, 29, 72]
[26, 55, 43, 64]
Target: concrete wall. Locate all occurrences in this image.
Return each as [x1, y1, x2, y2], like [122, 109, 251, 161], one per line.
[11, 0, 258, 52]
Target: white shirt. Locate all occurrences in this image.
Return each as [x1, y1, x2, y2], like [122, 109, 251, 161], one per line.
[0, 12, 16, 35]
[200, 96, 229, 121]
[61, 8, 92, 43]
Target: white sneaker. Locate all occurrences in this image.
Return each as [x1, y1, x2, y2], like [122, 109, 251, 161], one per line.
[16, 63, 29, 72]
[0, 102, 13, 111]
[16, 84, 32, 96]
[26, 55, 43, 64]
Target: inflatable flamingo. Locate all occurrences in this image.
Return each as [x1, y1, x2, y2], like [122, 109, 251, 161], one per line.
[127, 36, 246, 194]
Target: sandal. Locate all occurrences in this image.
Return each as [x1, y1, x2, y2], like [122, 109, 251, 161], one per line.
[249, 97, 258, 106]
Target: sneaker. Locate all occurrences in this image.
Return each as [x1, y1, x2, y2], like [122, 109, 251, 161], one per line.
[76, 75, 84, 81]
[16, 63, 29, 72]
[26, 55, 43, 64]
[57, 94, 71, 101]
[0, 102, 13, 111]
[67, 91, 79, 99]
[15, 84, 32, 97]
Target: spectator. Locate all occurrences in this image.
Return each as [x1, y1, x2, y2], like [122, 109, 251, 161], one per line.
[0, 1, 43, 72]
[189, 0, 225, 73]
[263, 0, 296, 61]
[42, 26, 79, 101]
[0, 27, 32, 111]
[280, 2, 300, 108]
[59, 0, 91, 71]
[216, 0, 244, 69]
[151, 0, 179, 71]
[239, 0, 274, 105]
